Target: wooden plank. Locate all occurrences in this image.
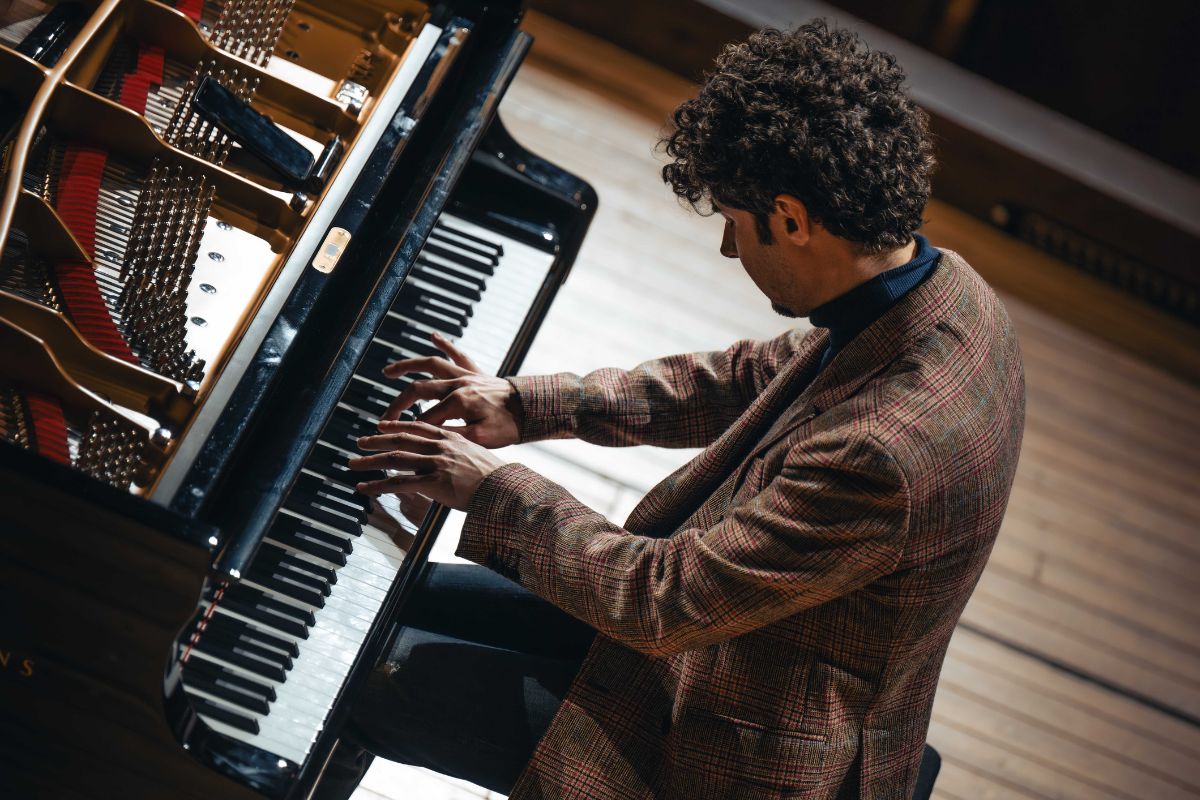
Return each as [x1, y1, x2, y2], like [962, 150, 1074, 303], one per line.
[936, 663, 1200, 791]
[931, 759, 1038, 800]
[933, 683, 1194, 799]
[973, 568, 1200, 685]
[948, 628, 1200, 755]
[927, 718, 1131, 800]
[1019, 417, 1200, 520]
[961, 589, 1200, 719]
[1016, 338, 1200, 432]
[998, 503, 1200, 602]
[1011, 454, 1200, 557]
[988, 533, 1200, 626]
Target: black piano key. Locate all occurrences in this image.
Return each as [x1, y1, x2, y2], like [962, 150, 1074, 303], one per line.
[289, 476, 367, 522]
[429, 230, 500, 265]
[320, 423, 369, 452]
[314, 488, 369, 523]
[227, 583, 316, 629]
[422, 242, 495, 275]
[437, 221, 504, 256]
[282, 499, 361, 539]
[415, 259, 486, 294]
[268, 519, 349, 566]
[375, 325, 444, 360]
[221, 594, 311, 639]
[257, 541, 338, 584]
[389, 306, 464, 338]
[186, 654, 277, 702]
[192, 695, 259, 735]
[358, 342, 422, 384]
[324, 410, 379, 442]
[311, 438, 388, 487]
[185, 672, 271, 715]
[411, 265, 483, 302]
[296, 472, 369, 517]
[394, 286, 472, 319]
[195, 636, 288, 683]
[305, 440, 360, 476]
[206, 610, 301, 657]
[376, 315, 423, 351]
[201, 621, 296, 669]
[341, 380, 391, 416]
[248, 566, 327, 608]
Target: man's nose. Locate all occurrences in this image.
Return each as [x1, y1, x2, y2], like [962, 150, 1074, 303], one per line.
[720, 220, 738, 258]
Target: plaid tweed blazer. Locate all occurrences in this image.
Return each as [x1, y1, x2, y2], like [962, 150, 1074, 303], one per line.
[457, 250, 1025, 799]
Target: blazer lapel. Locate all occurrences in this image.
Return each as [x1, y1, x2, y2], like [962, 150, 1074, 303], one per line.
[735, 250, 967, 472]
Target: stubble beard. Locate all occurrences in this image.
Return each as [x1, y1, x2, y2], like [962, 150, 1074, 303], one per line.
[771, 300, 800, 319]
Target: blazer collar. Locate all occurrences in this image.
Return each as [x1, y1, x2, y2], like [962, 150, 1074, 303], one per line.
[763, 249, 967, 437]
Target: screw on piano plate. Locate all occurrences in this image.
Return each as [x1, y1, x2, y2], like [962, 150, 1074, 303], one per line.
[151, 427, 173, 448]
[298, 21, 310, 31]
[191, 316, 208, 327]
[285, 49, 300, 60]
[199, 283, 217, 294]
[216, 220, 233, 231]
[207, 251, 224, 261]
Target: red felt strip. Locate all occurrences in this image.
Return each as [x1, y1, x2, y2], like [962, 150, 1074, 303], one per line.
[23, 390, 71, 465]
[117, 43, 166, 116]
[54, 145, 138, 363]
[176, 0, 202, 23]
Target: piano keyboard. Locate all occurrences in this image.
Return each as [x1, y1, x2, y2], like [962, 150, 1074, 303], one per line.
[179, 213, 556, 764]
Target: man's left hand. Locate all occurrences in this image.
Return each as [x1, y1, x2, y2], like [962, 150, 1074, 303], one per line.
[348, 420, 506, 510]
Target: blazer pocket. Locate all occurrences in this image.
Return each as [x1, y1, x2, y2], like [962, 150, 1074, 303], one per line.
[671, 709, 827, 798]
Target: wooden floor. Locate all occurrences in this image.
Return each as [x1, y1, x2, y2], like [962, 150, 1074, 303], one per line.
[357, 14, 1200, 800]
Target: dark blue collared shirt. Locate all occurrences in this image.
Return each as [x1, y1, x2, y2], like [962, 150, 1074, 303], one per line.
[809, 234, 940, 372]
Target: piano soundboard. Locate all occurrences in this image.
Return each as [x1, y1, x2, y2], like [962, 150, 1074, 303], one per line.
[0, 0, 596, 797]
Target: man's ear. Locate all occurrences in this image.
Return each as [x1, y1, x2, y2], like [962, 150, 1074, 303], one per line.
[774, 195, 811, 245]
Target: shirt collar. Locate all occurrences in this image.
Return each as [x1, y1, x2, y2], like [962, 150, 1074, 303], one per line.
[808, 234, 940, 357]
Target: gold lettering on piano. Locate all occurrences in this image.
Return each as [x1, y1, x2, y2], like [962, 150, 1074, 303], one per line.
[312, 227, 353, 274]
[0, 650, 35, 678]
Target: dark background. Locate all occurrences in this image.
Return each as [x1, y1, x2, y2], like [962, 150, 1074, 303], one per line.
[831, 0, 1200, 180]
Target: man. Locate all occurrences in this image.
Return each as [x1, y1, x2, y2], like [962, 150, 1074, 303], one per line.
[325, 20, 1025, 800]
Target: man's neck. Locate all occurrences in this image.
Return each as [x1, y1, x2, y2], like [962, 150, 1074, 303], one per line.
[811, 238, 919, 309]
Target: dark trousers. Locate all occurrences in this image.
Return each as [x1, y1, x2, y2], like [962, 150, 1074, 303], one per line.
[313, 563, 596, 798]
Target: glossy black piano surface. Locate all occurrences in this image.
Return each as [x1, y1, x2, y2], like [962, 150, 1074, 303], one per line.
[0, 0, 595, 796]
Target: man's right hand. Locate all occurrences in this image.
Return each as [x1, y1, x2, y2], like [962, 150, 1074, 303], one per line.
[379, 332, 521, 449]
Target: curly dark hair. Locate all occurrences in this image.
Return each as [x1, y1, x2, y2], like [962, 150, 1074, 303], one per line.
[661, 21, 935, 253]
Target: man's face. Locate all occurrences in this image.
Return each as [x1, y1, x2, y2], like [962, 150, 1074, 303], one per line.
[716, 204, 802, 318]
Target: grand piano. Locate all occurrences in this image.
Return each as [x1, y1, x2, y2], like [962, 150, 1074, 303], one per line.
[0, 0, 595, 796]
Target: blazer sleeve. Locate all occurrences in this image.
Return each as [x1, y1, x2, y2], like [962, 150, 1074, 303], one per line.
[507, 328, 812, 448]
[455, 432, 910, 658]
